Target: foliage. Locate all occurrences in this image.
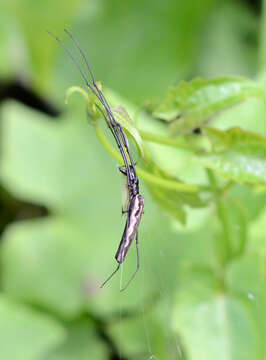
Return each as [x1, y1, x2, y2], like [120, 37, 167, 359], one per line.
[0, 0, 266, 359]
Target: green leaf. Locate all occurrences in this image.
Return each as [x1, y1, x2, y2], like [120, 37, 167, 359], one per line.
[249, 207, 266, 252]
[148, 184, 186, 224]
[226, 253, 266, 357]
[0, 296, 65, 360]
[0, 101, 104, 209]
[200, 127, 266, 184]
[230, 184, 266, 222]
[142, 154, 206, 224]
[153, 77, 265, 134]
[108, 306, 174, 359]
[44, 320, 106, 360]
[1, 218, 94, 317]
[173, 272, 262, 360]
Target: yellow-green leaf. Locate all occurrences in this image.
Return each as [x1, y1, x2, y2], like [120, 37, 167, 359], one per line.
[153, 77, 265, 135]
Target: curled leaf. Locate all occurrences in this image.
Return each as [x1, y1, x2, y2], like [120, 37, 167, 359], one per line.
[65, 86, 90, 105]
[65, 86, 100, 121]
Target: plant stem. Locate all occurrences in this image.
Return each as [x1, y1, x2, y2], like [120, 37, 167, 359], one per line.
[224, 193, 248, 256]
[94, 124, 202, 193]
[207, 169, 232, 267]
[139, 130, 193, 150]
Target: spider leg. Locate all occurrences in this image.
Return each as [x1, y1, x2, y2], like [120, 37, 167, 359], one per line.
[100, 263, 121, 288]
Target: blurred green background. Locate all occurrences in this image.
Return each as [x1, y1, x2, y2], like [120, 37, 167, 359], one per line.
[0, 0, 266, 359]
